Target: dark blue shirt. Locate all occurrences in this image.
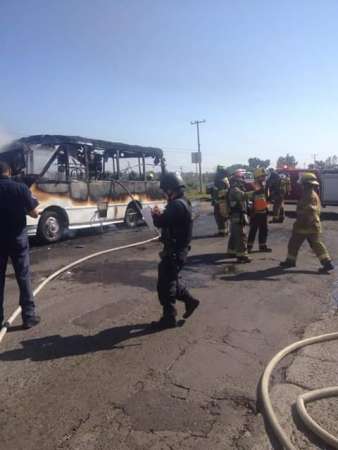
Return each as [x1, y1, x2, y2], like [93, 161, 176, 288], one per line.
[0, 176, 39, 240]
[153, 196, 193, 251]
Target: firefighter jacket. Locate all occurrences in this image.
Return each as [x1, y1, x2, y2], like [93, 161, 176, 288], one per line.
[229, 186, 254, 224]
[280, 177, 291, 195]
[212, 177, 230, 204]
[268, 174, 290, 198]
[212, 177, 230, 216]
[293, 189, 321, 234]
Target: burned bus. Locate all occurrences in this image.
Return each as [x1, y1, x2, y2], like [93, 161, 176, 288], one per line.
[0, 135, 166, 243]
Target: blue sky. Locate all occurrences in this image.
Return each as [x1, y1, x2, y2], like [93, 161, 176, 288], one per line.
[1, 0, 338, 171]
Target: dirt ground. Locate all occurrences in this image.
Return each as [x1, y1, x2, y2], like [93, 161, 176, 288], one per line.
[0, 203, 337, 450]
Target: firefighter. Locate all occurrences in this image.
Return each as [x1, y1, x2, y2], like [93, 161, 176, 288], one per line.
[268, 170, 290, 223]
[151, 172, 199, 329]
[247, 168, 272, 253]
[227, 169, 254, 263]
[212, 166, 230, 236]
[280, 172, 334, 272]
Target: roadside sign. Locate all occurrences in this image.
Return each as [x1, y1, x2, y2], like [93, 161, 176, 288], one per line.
[191, 152, 201, 164]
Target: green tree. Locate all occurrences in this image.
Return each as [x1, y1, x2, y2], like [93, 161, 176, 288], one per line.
[310, 160, 325, 170]
[248, 157, 270, 170]
[325, 156, 338, 168]
[277, 154, 297, 169]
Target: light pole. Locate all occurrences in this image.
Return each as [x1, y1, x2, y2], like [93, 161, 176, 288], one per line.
[191, 119, 205, 193]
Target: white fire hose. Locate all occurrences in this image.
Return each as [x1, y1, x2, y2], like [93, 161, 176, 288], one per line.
[261, 331, 338, 449]
[3, 181, 338, 449]
[0, 181, 160, 345]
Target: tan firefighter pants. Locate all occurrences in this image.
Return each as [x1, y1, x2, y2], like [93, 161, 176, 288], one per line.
[287, 232, 330, 262]
[214, 203, 229, 234]
[227, 222, 247, 257]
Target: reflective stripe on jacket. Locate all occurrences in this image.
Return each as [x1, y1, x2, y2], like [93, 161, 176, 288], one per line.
[253, 191, 268, 213]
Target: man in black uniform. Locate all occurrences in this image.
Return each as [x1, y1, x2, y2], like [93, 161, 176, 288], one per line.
[152, 172, 199, 329]
[0, 161, 41, 329]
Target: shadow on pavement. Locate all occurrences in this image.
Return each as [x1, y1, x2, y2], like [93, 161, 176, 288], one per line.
[186, 253, 231, 267]
[221, 266, 320, 282]
[0, 321, 185, 362]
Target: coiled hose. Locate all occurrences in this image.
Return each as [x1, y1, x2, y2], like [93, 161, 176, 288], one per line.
[0, 180, 160, 345]
[261, 331, 338, 449]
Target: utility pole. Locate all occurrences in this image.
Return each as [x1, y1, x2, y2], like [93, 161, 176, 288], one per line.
[191, 119, 206, 193]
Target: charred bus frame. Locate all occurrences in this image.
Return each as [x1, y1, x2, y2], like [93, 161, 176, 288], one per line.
[0, 135, 166, 242]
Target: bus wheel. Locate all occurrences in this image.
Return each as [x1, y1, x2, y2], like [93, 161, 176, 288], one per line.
[37, 211, 65, 243]
[125, 204, 142, 228]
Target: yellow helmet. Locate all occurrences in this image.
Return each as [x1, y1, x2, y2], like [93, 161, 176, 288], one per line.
[254, 167, 267, 179]
[300, 172, 319, 186]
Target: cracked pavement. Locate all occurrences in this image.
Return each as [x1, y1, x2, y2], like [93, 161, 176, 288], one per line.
[0, 204, 338, 449]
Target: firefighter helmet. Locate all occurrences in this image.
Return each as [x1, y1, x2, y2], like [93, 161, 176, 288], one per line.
[232, 169, 246, 179]
[300, 172, 319, 186]
[254, 167, 267, 179]
[160, 172, 185, 192]
[230, 169, 246, 187]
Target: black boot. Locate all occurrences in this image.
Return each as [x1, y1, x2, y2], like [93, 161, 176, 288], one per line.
[22, 315, 41, 330]
[151, 306, 177, 330]
[183, 298, 200, 319]
[150, 315, 177, 330]
[259, 245, 272, 253]
[280, 259, 296, 268]
[319, 259, 335, 273]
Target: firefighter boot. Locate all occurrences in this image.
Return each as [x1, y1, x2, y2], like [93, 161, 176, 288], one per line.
[22, 315, 41, 330]
[151, 306, 177, 330]
[280, 259, 296, 268]
[150, 315, 177, 330]
[319, 259, 335, 273]
[259, 245, 272, 253]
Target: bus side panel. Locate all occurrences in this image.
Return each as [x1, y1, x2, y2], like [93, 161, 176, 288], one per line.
[28, 180, 166, 233]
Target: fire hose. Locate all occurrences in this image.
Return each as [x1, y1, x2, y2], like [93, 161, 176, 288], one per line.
[3, 180, 338, 449]
[261, 331, 338, 449]
[0, 180, 160, 345]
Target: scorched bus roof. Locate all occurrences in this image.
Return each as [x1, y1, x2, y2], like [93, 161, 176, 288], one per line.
[1, 134, 164, 159]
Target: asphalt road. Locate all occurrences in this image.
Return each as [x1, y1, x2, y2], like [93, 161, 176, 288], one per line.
[0, 204, 338, 450]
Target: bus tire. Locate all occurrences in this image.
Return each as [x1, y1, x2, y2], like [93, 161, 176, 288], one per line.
[37, 210, 65, 243]
[124, 204, 142, 228]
